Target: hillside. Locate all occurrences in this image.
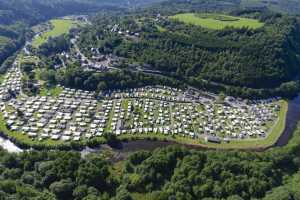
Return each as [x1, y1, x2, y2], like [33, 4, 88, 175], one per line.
[1, 124, 300, 200]
[0, 0, 167, 26]
[170, 13, 264, 29]
[148, 0, 300, 15]
[0, 23, 26, 72]
[0, 0, 166, 71]
[242, 0, 300, 14]
[76, 10, 300, 98]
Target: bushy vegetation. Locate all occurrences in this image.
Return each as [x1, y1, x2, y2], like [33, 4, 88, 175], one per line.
[40, 64, 183, 93]
[1, 121, 300, 200]
[0, 0, 114, 72]
[0, 23, 27, 70]
[0, 0, 130, 26]
[76, 10, 300, 98]
[241, 0, 300, 15]
[0, 0, 163, 72]
[148, 0, 300, 15]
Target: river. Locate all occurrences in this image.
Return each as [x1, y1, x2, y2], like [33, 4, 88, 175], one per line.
[0, 136, 23, 153]
[275, 94, 300, 146]
[1, 95, 300, 153]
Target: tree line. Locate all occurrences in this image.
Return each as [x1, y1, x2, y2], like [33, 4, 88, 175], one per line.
[1, 122, 300, 199]
[76, 11, 300, 98]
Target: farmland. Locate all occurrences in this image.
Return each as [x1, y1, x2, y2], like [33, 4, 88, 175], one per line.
[170, 13, 264, 30]
[32, 19, 77, 47]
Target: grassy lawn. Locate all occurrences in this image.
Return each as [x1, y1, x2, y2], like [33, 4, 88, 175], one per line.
[0, 36, 11, 45]
[39, 85, 63, 97]
[32, 19, 78, 47]
[22, 55, 40, 64]
[170, 13, 264, 30]
[155, 25, 167, 32]
[0, 74, 5, 84]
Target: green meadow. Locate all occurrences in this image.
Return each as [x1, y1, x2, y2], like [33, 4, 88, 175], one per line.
[0, 36, 10, 45]
[32, 19, 77, 47]
[170, 13, 264, 30]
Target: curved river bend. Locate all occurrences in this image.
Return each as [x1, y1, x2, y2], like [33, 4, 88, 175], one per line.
[1, 95, 300, 153]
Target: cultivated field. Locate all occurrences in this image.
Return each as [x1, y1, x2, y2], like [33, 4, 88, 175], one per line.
[170, 13, 264, 30]
[32, 19, 77, 47]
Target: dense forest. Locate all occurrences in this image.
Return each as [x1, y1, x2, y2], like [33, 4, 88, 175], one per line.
[0, 0, 165, 71]
[75, 10, 300, 98]
[1, 1, 300, 199]
[0, 0, 165, 26]
[0, 23, 26, 70]
[39, 64, 183, 93]
[147, 0, 300, 15]
[145, 0, 241, 15]
[241, 0, 300, 14]
[1, 122, 300, 200]
[2, 0, 300, 98]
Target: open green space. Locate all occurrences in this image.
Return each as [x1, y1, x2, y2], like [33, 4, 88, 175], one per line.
[170, 13, 264, 30]
[32, 19, 78, 47]
[0, 36, 10, 45]
[22, 55, 40, 64]
[0, 74, 4, 84]
[39, 85, 63, 97]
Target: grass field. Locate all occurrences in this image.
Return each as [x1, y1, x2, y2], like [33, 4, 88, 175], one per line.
[0, 36, 10, 45]
[170, 13, 264, 30]
[0, 74, 4, 84]
[39, 86, 63, 97]
[32, 19, 77, 47]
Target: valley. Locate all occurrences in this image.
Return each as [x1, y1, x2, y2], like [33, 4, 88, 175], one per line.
[1, 1, 300, 199]
[0, 15, 290, 151]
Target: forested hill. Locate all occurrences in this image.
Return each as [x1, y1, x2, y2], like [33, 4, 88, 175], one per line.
[241, 0, 300, 15]
[77, 10, 300, 98]
[0, 0, 165, 71]
[0, 0, 165, 26]
[1, 124, 300, 200]
[148, 0, 300, 15]
[146, 0, 241, 14]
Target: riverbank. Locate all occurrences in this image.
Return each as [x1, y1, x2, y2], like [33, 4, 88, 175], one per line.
[0, 100, 289, 152]
[117, 100, 286, 151]
[0, 135, 23, 153]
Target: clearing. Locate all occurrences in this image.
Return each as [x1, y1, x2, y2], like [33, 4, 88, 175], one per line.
[32, 19, 77, 47]
[170, 13, 264, 30]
